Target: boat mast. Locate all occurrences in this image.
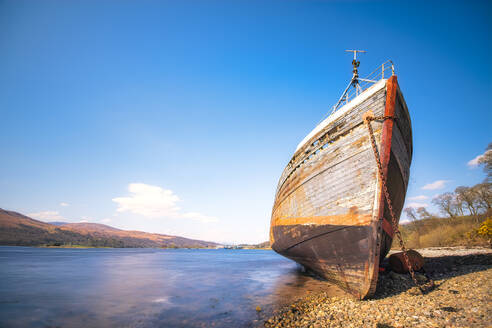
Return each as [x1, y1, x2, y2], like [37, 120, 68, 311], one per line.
[332, 50, 374, 113]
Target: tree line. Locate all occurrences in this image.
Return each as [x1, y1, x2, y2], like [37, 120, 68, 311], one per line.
[405, 143, 491, 221]
[397, 143, 491, 248]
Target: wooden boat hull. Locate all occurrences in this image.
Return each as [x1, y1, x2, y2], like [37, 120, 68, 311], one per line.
[270, 76, 412, 299]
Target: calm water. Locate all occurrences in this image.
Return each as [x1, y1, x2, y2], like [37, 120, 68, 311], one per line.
[0, 246, 345, 328]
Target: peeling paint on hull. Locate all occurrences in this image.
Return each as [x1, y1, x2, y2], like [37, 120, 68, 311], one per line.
[270, 76, 413, 299]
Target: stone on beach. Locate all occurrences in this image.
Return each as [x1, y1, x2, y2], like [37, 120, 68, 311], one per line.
[389, 249, 425, 273]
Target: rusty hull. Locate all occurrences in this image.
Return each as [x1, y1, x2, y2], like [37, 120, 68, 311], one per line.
[270, 76, 412, 299]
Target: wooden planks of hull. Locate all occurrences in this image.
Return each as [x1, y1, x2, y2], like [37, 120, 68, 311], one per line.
[270, 76, 412, 299]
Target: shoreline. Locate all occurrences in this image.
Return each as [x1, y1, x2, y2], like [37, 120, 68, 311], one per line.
[0, 244, 272, 250]
[261, 247, 492, 327]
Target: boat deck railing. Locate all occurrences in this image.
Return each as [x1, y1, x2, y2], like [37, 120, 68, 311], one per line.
[327, 60, 395, 118]
[359, 60, 394, 91]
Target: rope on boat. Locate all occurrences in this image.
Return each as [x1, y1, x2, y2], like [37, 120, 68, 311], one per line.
[363, 111, 434, 294]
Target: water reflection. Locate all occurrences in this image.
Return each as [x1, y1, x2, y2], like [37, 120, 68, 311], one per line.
[0, 247, 346, 328]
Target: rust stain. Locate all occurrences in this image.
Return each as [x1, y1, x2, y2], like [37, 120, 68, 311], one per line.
[382, 217, 394, 238]
[272, 212, 372, 228]
[351, 135, 368, 148]
[366, 76, 399, 298]
[269, 227, 275, 244]
[364, 260, 369, 285]
[348, 206, 359, 215]
[376, 76, 398, 231]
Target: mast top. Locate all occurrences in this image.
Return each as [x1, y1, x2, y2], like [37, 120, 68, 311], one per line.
[345, 49, 366, 61]
[345, 50, 366, 78]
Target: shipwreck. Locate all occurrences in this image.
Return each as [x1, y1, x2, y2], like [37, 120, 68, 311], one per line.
[270, 51, 412, 299]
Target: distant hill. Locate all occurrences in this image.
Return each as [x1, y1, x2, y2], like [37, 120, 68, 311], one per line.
[238, 241, 271, 249]
[255, 241, 271, 249]
[0, 209, 220, 248]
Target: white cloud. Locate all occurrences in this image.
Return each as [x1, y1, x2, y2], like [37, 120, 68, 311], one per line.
[112, 183, 218, 223]
[468, 149, 490, 168]
[422, 180, 449, 190]
[408, 195, 428, 201]
[113, 183, 181, 218]
[100, 218, 112, 224]
[28, 211, 66, 222]
[468, 154, 482, 167]
[59, 202, 70, 207]
[406, 202, 429, 209]
[79, 216, 97, 222]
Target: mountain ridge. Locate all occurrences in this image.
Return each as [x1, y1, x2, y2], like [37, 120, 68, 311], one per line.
[0, 209, 220, 248]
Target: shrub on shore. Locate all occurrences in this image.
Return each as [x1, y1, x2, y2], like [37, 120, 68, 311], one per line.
[396, 214, 491, 249]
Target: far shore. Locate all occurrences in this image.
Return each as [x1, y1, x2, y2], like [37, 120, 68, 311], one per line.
[0, 244, 272, 250]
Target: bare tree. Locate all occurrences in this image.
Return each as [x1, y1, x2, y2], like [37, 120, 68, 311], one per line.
[452, 193, 465, 216]
[404, 207, 422, 229]
[404, 207, 418, 221]
[473, 182, 492, 213]
[432, 192, 457, 217]
[403, 207, 421, 247]
[416, 207, 432, 220]
[455, 186, 479, 216]
[453, 191, 466, 216]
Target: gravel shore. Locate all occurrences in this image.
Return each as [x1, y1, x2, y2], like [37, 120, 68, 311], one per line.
[262, 247, 492, 328]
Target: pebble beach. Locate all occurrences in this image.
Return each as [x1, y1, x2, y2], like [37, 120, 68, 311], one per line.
[262, 247, 492, 328]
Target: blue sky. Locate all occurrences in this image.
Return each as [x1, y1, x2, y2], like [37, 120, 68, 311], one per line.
[1, 0, 490, 243]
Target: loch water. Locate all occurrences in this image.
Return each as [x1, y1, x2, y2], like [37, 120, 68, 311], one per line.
[0, 246, 345, 327]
